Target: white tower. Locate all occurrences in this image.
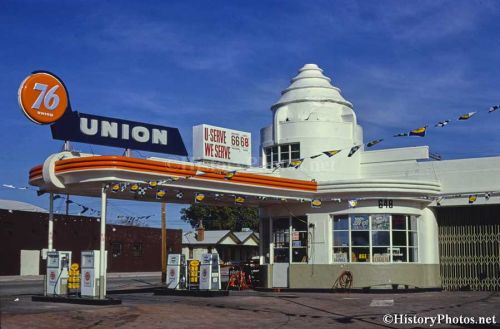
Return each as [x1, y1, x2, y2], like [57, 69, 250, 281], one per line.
[261, 64, 363, 180]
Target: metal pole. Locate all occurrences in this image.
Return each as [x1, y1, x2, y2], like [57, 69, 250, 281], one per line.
[161, 202, 167, 284]
[99, 184, 108, 299]
[48, 192, 54, 251]
[65, 194, 70, 215]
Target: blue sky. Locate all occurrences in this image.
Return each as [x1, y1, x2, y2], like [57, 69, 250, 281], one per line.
[1, 0, 499, 230]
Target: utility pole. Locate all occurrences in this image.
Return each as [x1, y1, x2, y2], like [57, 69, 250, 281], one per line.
[161, 202, 167, 284]
[65, 194, 70, 215]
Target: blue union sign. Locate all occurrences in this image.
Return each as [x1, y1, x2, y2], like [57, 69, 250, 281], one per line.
[51, 111, 188, 156]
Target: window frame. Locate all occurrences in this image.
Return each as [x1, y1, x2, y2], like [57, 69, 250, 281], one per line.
[264, 143, 300, 168]
[332, 214, 419, 264]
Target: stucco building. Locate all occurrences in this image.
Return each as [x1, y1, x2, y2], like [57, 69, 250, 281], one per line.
[28, 64, 500, 291]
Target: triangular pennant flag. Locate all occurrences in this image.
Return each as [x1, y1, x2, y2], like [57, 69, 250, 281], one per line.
[323, 150, 341, 157]
[175, 191, 184, 199]
[468, 195, 477, 204]
[194, 193, 205, 203]
[195, 170, 206, 176]
[224, 171, 237, 180]
[234, 195, 246, 205]
[111, 183, 121, 193]
[435, 120, 450, 127]
[459, 112, 476, 120]
[366, 139, 383, 148]
[409, 126, 427, 137]
[310, 153, 323, 159]
[311, 198, 322, 208]
[348, 199, 358, 208]
[290, 159, 304, 169]
[130, 183, 139, 193]
[348, 145, 361, 157]
[393, 132, 409, 137]
[156, 189, 166, 199]
[120, 183, 128, 192]
[272, 163, 282, 172]
[488, 105, 499, 113]
[137, 187, 147, 196]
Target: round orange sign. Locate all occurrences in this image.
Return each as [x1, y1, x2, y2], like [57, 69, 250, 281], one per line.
[18, 72, 69, 124]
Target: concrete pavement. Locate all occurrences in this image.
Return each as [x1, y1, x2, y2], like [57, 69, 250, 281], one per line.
[1, 288, 499, 328]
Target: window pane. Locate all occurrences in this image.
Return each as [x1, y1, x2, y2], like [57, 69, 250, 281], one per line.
[333, 247, 349, 262]
[372, 214, 390, 230]
[333, 216, 349, 230]
[274, 248, 289, 263]
[352, 231, 369, 246]
[291, 143, 300, 152]
[351, 215, 369, 230]
[292, 232, 307, 246]
[391, 247, 407, 262]
[272, 146, 278, 162]
[409, 216, 418, 231]
[408, 232, 418, 247]
[292, 217, 307, 231]
[264, 147, 271, 156]
[392, 231, 407, 246]
[372, 247, 390, 262]
[132, 243, 142, 257]
[290, 152, 300, 160]
[352, 247, 370, 262]
[409, 248, 418, 262]
[372, 231, 390, 246]
[392, 215, 407, 230]
[333, 231, 349, 247]
[292, 248, 307, 262]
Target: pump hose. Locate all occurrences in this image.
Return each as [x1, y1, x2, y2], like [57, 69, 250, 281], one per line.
[53, 268, 64, 296]
[332, 270, 353, 289]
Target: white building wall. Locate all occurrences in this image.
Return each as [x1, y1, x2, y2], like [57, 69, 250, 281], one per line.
[306, 213, 332, 264]
[418, 207, 440, 264]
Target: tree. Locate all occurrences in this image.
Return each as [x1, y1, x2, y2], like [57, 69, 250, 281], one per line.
[180, 205, 259, 231]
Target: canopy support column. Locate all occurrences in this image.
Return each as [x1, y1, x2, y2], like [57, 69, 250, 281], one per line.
[48, 192, 54, 251]
[99, 184, 108, 299]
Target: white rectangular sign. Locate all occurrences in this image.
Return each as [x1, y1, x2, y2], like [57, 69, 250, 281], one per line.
[193, 124, 251, 166]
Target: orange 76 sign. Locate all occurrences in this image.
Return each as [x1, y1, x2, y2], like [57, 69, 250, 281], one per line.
[18, 71, 69, 124]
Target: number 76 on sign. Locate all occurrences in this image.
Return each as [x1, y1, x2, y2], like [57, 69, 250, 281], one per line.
[18, 71, 69, 125]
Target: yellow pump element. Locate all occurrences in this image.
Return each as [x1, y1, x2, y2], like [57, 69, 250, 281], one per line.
[68, 263, 80, 289]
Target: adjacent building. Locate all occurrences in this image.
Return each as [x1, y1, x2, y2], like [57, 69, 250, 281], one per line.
[182, 227, 259, 264]
[0, 200, 182, 275]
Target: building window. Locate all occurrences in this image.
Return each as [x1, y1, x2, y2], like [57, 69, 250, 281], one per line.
[132, 242, 142, 257]
[111, 241, 122, 258]
[291, 217, 308, 263]
[272, 218, 290, 263]
[188, 247, 193, 259]
[264, 143, 300, 168]
[332, 214, 418, 263]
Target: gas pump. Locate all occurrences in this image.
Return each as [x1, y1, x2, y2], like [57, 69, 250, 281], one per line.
[199, 253, 221, 290]
[80, 250, 107, 297]
[46, 251, 72, 296]
[166, 254, 186, 289]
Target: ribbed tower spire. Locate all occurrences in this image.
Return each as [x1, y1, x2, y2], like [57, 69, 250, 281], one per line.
[271, 64, 352, 110]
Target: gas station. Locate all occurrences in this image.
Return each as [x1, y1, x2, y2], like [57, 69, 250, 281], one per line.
[19, 64, 500, 301]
